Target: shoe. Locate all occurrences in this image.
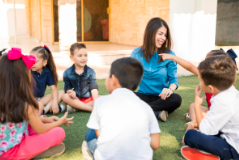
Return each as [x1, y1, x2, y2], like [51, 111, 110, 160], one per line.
[81, 141, 93, 160]
[67, 105, 77, 113]
[184, 113, 191, 122]
[34, 143, 65, 159]
[181, 145, 220, 160]
[59, 104, 66, 112]
[158, 110, 167, 122]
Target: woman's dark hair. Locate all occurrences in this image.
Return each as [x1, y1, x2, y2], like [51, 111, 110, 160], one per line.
[141, 17, 172, 63]
[0, 48, 7, 57]
[31, 46, 58, 86]
[0, 54, 38, 123]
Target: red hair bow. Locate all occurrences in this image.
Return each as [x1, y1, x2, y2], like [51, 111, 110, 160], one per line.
[8, 48, 36, 69]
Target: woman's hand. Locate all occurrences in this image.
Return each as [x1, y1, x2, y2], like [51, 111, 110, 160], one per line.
[159, 88, 173, 100]
[158, 53, 175, 61]
[60, 112, 74, 127]
[195, 85, 206, 106]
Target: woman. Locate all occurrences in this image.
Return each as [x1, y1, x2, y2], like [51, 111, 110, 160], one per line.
[131, 17, 182, 122]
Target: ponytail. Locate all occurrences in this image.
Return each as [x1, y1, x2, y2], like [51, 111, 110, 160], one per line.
[0, 48, 7, 57]
[31, 46, 58, 86]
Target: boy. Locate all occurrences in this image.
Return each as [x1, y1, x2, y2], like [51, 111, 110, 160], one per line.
[62, 43, 99, 113]
[82, 57, 161, 160]
[181, 54, 239, 160]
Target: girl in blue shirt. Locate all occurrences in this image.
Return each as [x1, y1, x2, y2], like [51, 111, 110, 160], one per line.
[30, 46, 65, 115]
[131, 17, 182, 122]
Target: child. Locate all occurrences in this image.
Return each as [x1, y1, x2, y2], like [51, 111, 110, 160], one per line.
[82, 57, 161, 160]
[0, 48, 74, 159]
[181, 54, 239, 160]
[30, 45, 65, 115]
[160, 49, 237, 128]
[62, 43, 99, 113]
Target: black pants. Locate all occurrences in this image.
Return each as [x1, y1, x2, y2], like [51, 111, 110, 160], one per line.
[135, 92, 182, 114]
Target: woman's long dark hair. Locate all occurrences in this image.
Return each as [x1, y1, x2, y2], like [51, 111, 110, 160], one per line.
[0, 54, 38, 123]
[141, 17, 172, 63]
[31, 46, 58, 86]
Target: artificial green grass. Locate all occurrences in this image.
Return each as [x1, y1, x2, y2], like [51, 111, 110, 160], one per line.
[42, 75, 239, 160]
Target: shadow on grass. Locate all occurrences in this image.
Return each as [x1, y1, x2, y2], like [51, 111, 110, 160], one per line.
[42, 75, 239, 160]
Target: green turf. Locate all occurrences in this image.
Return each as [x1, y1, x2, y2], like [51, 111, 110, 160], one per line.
[42, 75, 239, 160]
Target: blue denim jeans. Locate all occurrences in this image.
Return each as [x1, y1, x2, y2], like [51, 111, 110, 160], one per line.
[85, 129, 97, 156]
[184, 129, 239, 160]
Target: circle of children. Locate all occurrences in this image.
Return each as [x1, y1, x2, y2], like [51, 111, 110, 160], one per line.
[0, 17, 238, 160]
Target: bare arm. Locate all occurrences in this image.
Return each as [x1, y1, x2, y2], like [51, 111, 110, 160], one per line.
[95, 129, 99, 138]
[27, 106, 74, 134]
[150, 133, 160, 150]
[91, 89, 99, 100]
[49, 85, 59, 114]
[160, 54, 199, 76]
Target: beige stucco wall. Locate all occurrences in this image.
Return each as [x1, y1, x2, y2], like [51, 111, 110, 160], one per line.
[25, 0, 53, 43]
[109, 0, 170, 46]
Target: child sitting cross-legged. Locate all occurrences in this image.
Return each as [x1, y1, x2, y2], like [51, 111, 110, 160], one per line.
[0, 48, 74, 159]
[181, 54, 239, 160]
[62, 43, 99, 113]
[82, 57, 161, 160]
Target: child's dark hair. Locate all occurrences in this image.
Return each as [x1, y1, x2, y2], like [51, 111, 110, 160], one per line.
[207, 50, 226, 58]
[70, 43, 86, 55]
[198, 54, 236, 91]
[0, 48, 7, 57]
[0, 54, 38, 123]
[110, 57, 143, 91]
[31, 46, 58, 86]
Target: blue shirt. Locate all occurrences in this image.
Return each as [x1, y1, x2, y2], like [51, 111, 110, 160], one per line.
[63, 64, 98, 98]
[31, 67, 54, 98]
[131, 47, 179, 96]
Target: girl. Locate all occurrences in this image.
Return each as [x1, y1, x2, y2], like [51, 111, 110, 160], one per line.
[160, 49, 237, 128]
[0, 48, 74, 159]
[30, 45, 65, 115]
[131, 17, 182, 122]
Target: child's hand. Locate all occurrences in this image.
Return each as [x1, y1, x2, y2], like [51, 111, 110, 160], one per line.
[60, 112, 74, 127]
[195, 85, 206, 105]
[51, 102, 59, 115]
[158, 53, 174, 61]
[48, 116, 60, 123]
[68, 90, 76, 99]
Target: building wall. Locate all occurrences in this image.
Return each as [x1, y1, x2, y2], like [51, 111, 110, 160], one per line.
[25, 0, 53, 43]
[109, 0, 170, 46]
[0, 0, 27, 41]
[169, 0, 217, 61]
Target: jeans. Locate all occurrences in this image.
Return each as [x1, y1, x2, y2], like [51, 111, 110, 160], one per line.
[85, 129, 97, 156]
[184, 129, 239, 160]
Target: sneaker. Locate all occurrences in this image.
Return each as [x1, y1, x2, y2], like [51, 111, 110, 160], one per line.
[181, 145, 220, 160]
[59, 104, 66, 112]
[81, 141, 93, 160]
[34, 143, 65, 159]
[158, 110, 167, 122]
[67, 105, 77, 113]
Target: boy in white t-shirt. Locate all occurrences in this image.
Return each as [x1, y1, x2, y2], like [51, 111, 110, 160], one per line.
[82, 57, 161, 160]
[181, 54, 239, 160]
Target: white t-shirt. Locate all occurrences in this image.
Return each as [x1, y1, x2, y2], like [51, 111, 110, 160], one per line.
[87, 88, 161, 160]
[199, 86, 239, 153]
